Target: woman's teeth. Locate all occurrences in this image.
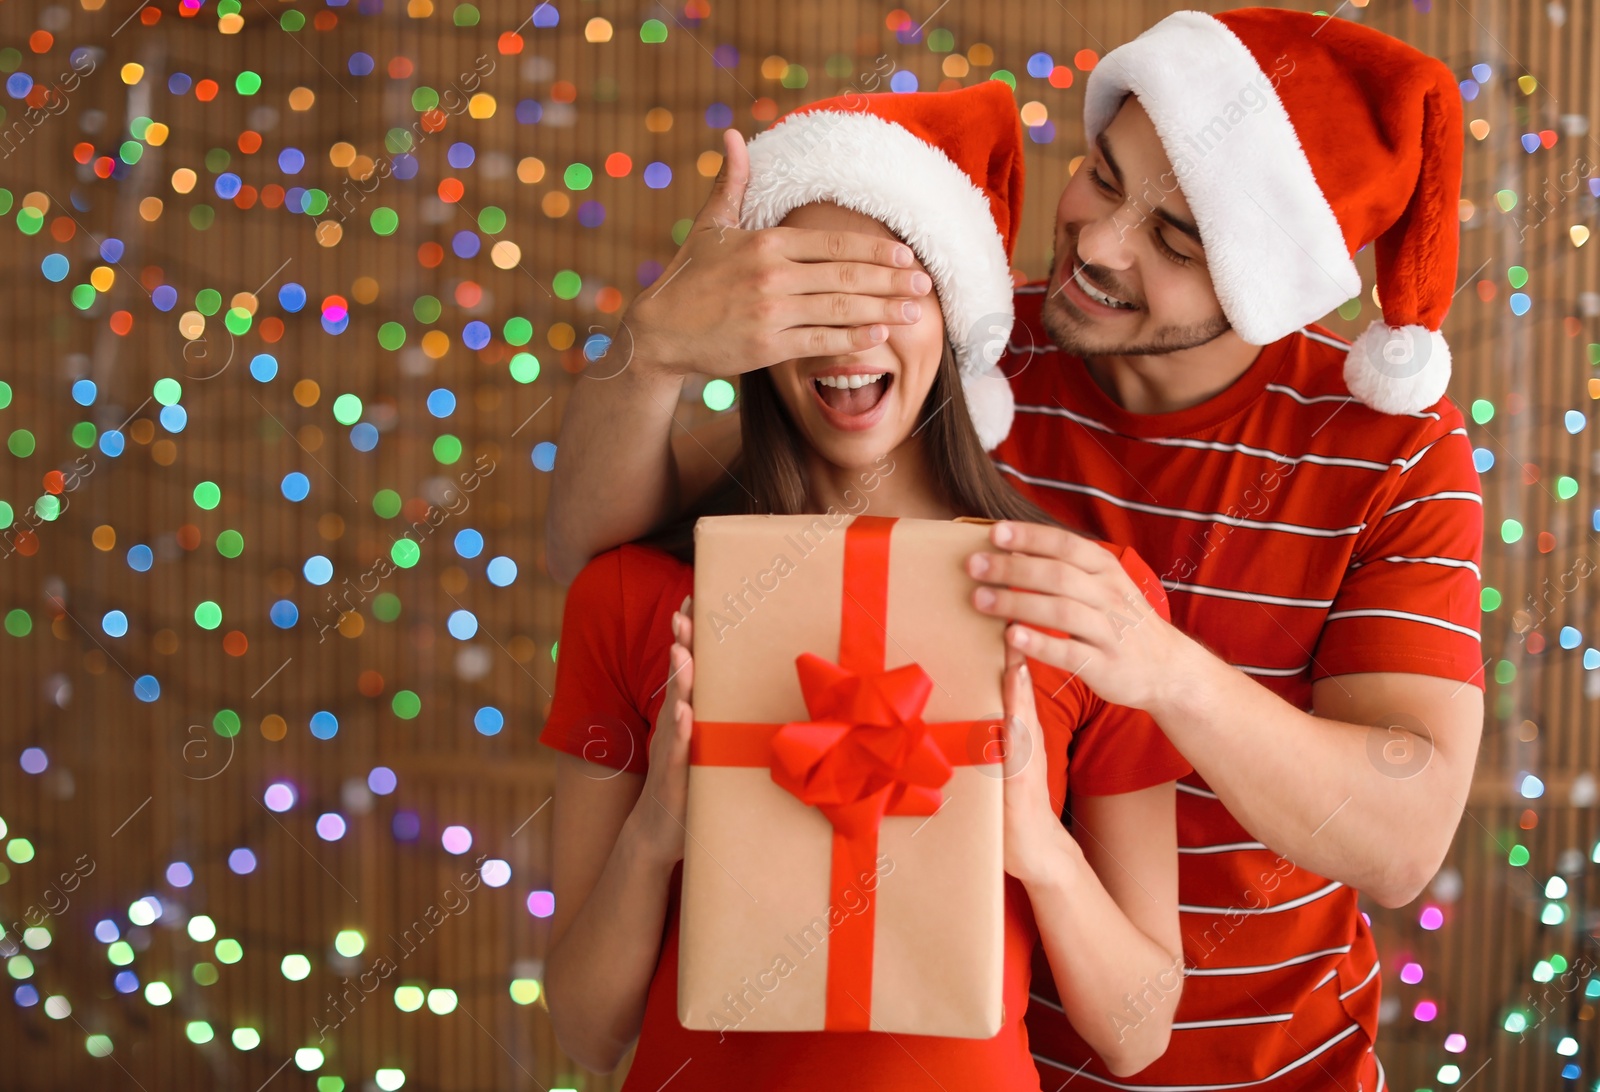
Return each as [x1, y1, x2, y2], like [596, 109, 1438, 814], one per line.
[1074, 268, 1136, 310]
[813, 372, 891, 416]
[815, 373, 886, 389]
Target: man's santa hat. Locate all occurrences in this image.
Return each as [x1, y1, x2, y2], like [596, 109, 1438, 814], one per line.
[738, 81, 1025, 450]
[1083, 7, 1465, 415]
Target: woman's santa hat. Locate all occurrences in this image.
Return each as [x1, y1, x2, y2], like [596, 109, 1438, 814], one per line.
[1083, 7, 1465, 415]
[739, 81, 1025, 450]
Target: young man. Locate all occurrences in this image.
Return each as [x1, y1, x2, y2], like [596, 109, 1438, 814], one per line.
[546, 8, 1484, 1090]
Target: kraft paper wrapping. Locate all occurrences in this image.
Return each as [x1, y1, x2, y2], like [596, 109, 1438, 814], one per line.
[679, 513, 1006, 1038]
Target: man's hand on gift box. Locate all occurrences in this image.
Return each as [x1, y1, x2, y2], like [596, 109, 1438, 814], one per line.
[997, 640, 1077, 889]
[965, 522, 1185, 713]
[637, 596, 698, 866]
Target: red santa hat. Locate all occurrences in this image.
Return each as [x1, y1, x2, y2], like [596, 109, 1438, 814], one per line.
[1083, 7, 1465, 415]
[738, 80, 1025, 450]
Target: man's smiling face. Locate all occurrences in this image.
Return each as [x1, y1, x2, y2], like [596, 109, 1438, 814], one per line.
[1041, 94, 1234, 358]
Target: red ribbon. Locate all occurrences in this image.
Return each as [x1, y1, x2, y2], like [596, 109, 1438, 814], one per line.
[691, 515, 994, 1031]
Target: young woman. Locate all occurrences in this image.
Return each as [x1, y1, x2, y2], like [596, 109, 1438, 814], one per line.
[539, 83, 1190, 1090]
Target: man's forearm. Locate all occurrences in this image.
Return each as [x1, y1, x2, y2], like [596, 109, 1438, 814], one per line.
[1150, 640, 1473, 907]
[546, 357, 687, 585]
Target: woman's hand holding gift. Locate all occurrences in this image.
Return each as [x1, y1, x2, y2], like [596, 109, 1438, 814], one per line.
[997, 635, 1077, 889]
[631, 596, 696, 866]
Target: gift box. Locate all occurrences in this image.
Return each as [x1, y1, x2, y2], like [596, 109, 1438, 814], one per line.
[680, 513, 1007, 1038]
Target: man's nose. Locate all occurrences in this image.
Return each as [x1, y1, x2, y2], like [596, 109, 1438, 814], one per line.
[1073, 209, 1138, 273]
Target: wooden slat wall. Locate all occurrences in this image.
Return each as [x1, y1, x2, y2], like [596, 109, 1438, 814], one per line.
[0, 1, 1593, 1089]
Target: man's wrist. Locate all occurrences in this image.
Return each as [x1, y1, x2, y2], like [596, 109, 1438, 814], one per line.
[1148, 629, 1221, 727]
[614, 302, 689, 383]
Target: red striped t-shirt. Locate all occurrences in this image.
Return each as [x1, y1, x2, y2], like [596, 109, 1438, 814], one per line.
[995, 282, 1485, 1092]
[541, 539, 1192, 1091]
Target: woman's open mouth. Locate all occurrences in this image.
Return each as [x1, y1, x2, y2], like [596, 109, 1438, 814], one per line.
[811, 371, 894, 431]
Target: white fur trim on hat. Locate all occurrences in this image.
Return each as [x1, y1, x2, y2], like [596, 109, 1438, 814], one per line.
[740, 108, 1017, 445]
[1343, 320, 1452, 415]
[1083, 11, 1361, 346]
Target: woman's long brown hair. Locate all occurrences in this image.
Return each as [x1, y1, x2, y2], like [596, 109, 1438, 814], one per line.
[633, 335, 1070, 565]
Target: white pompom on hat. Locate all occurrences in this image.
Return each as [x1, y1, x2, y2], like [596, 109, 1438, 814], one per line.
[1082, 7, 1465, 414]
[739, 80, 1026, 450]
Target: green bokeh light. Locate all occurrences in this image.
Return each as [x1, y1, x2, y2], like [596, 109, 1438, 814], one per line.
[194, 601, 223, 630]
[193, 481, 221, 509]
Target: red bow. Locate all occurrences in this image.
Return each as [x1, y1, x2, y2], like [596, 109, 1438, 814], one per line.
[769, 653, 955, 836]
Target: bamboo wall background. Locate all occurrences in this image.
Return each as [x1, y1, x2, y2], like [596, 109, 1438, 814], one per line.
[0, 0, 1594, 1089]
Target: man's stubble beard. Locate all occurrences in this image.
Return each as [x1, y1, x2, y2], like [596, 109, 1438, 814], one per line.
[1041, 250, 1233, 359]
